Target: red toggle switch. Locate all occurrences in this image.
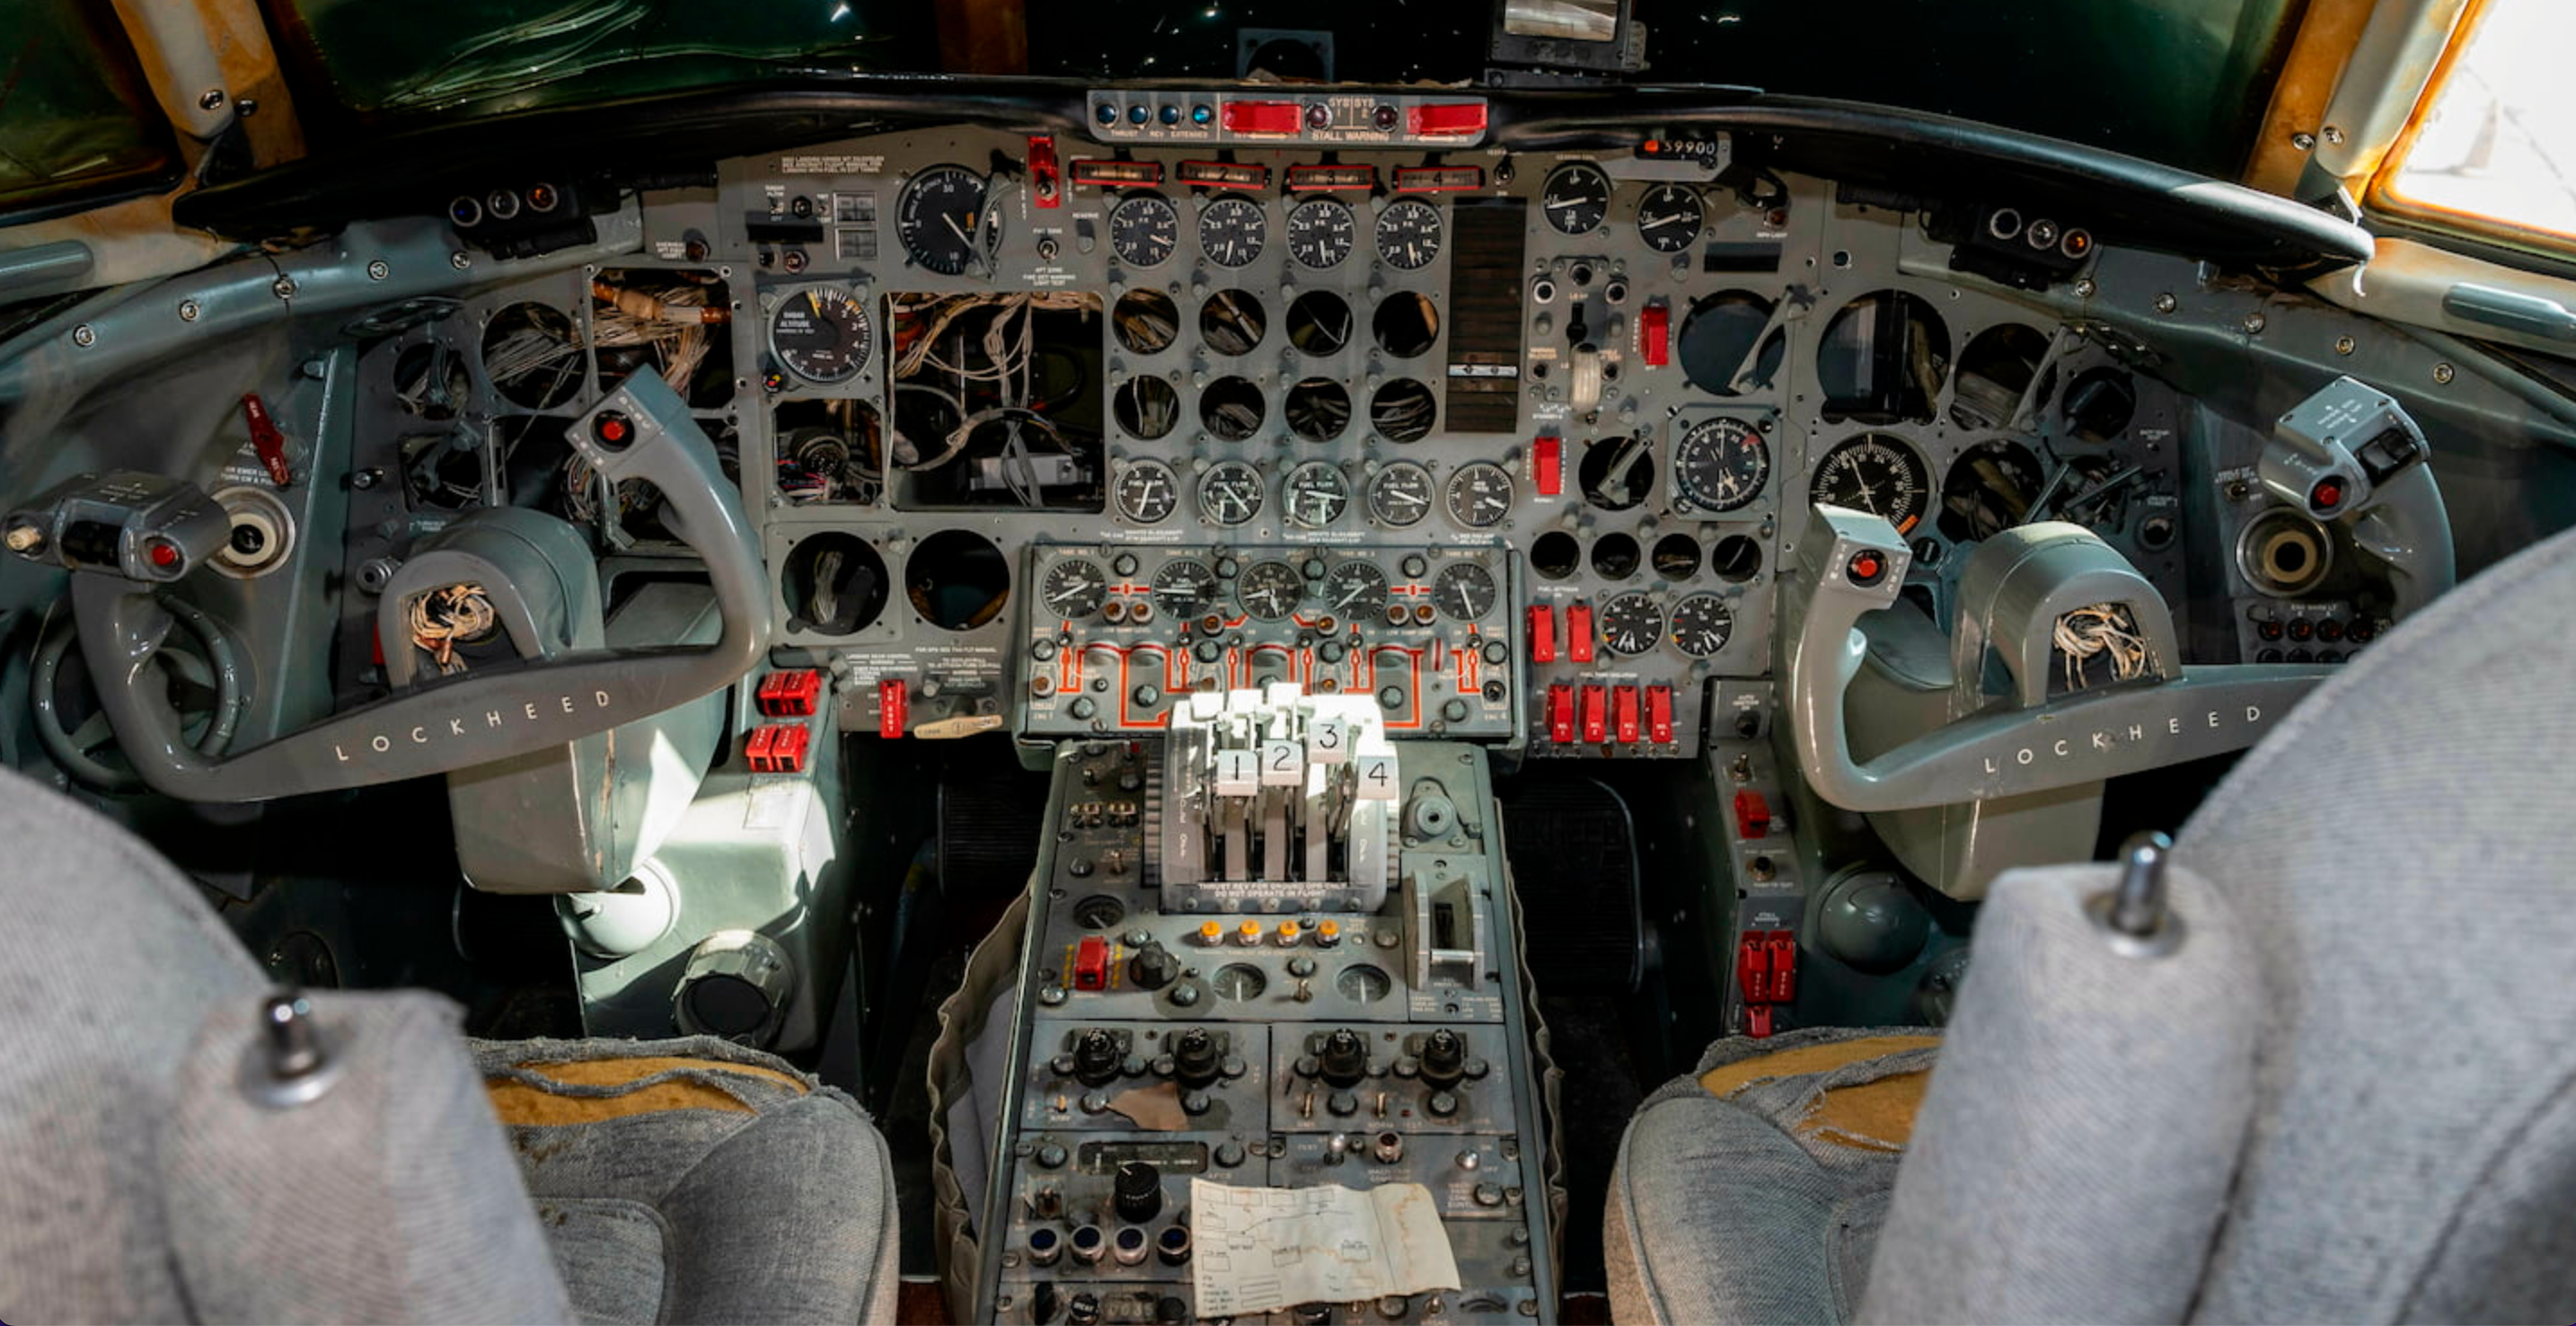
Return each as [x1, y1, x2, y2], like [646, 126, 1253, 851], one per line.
[1734, 789, 1772, 839]
[1639, 301, 1671, 367]
[1222, 101, 1301, 135]
[878, 678, 908, 739]
[1073, 935, 1110, 991]
[1532, 436, 1563, 497]
[1407, 102, 1488, 137]
[1027, 135, 1061, 208]
[1581, 684, 1608, 743]
[1528, 605, 1557, 663]
[746, 723, 811, 774]
[240, 393, 293, 488]
[757, 669, 823, 718]
[1746, 1004, 1776, 1038]
[1547, 683, 1576, 744]
[1567, 603, 1595, 663]
[1737, 933, 1771, 1003]
[1646, 685, 1674, 744]
[1613, 685, 1640, 743]
[1766, 932, 1799, 1003]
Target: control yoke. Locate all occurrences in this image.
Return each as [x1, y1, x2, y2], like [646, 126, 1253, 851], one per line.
[2261, 375, 2454, 617]
[4, 370, 767, 802]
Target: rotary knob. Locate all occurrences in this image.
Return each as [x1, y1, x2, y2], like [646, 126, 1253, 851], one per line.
[1319, 1027, 1371, 1088]
[1115, 1160, 1164, 1224]
[1129, 941, 1179, 991]
[1171, 1027, 1225, 1088]
[1419, 1028, 1468, 1091]
[1071, 1028, 1123, 1086]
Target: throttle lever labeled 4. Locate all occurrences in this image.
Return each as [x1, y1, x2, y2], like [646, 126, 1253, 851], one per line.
[20, 370, 768, 803]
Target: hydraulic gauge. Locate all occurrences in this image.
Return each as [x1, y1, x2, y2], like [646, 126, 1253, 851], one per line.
[1444, 462, 1515, 529]
[1283, 460, 1351, 528]
[768, 287, 873, 383]
[1668, 593, 1735, 657]
[1373, 199, 1443, 270]
[1114, 459, 1179, 524]
[1109, 193, 1179, 268]
[1236, 560, 1304, 620]
[1322, 561, 1389, 619]
[1597, 592, 1663, 655]
[1152, 558, 1218, 617]
[1636, 183, 1706, 252]
[1672, 416, 1771, 513]
[1197, 196, 1267, 267]
[1809, 435, 1933, 535]
[1286, 197, 1357, 270]
[1541, 162, 1611, 234]
[895, 164, 998, 275]
[1367, 462, 1435, 526]
[1432, 562, 1498, 621]
[1197, 459, 1265, 526]
[1042, 558, 1109, 620]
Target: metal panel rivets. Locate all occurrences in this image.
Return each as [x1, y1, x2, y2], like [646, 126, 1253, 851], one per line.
[177, 299, 200, 323]
[70, 324, 95, 347]
[366, 260, 390, 281]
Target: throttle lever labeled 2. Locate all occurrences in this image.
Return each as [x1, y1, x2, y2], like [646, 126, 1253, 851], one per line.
[42, 369, 768, 803]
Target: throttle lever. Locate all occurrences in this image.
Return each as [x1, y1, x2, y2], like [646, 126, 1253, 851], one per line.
[21, 369, 767, 803]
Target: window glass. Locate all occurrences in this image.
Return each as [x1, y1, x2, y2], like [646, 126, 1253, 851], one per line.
[2383, 0, 2576, 242]
[0, 0, 179, 219]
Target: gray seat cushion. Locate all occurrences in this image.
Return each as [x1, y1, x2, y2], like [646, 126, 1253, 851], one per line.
[479, 1037, 902, 1326]
[1607, 1028, 1937, 1325]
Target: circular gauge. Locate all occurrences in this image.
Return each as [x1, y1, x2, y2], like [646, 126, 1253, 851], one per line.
[1598, 592, 1663, 656]
[1211, 963, 1266, 1001]
[1041, 558, 1109, 619]
[1672, 417, 1771, 513]
[1809, 435, 1933, 535]
[1444, 462, 1515, 529]
[1636, 183, 1705, 252]
[1109, 192, 1179, 268]
[1323, 561, 1389, 618]
[1286, 197, 1357, 270]
[1336, 964, 1391, 1003]
[1114, 459, 1179, 524]
[1236, 560, 1304, 620]
[1367, 462, 1435, 527]
[769, 287, 873, 383]
[1152, 558, 1219, 617]
[1374, 199, 1443, 271]
[895, 164, 997, 275]
[1282, 460, 1351, 529]
[1669, 593, 1735, 658]
[1541, 162, 1611, 235]
[1198, 459, 1265, 526]
[1198, 196, 1267, 267]
[1432, 562, 1498, 621]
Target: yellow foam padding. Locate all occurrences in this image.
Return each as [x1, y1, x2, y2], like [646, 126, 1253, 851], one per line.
[486, 1056, 809, 1127]
[1696, 1035, 1939, 1100]
[1698, 1035, 1939, 1152]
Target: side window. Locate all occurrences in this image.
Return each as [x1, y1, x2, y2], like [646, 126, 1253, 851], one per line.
[2375, 0, 2576, 248]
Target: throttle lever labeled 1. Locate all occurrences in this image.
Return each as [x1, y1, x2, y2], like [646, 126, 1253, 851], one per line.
[23, 369, 768, 803]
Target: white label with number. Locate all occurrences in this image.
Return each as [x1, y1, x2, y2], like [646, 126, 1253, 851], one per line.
[1259, 738, 1303, 786]
[1306, 718, 1350, 765]
[1354, 752, 1398, 800]
[1214, 748, 1258, 796]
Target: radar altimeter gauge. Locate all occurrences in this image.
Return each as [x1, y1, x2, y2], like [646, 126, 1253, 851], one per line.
[1367, 462, 1435, 527]
[1287, 197, 1357, 270]
[1374, 199, 1444, 270]
[1432, 562, 1498, 621]
[1809, 435, 1932, 535]
[1598, 592, 1663, 655]
[1636, 183, 1706, 252]
[1541, 162, 1611, 235]
[1198, 196, 1268, 267]
[895, 164, 1000, 275]
[1109, 193, 1179, 268]
[1445, 462, 1515, 529]
[1042, 558, 1109, 619]
[769, 287, 873, 383]
[1283, 460, 1351, 529]
[1672, 417, 1771, 513]
[1198, 459, 1265, 526]
[1114, 459, 1179, 524]
[1236, 560, 1304, 620]
[1668, 593, 1735, 657]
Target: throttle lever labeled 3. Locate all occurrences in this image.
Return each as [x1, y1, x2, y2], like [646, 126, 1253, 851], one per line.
[19, 369, 767, 802]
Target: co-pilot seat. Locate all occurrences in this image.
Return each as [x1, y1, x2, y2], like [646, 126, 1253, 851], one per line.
[1609, 519, 2576, 1322]
[0, 766, 900, 1325]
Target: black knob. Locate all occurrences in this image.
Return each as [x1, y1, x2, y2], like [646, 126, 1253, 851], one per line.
[1115, 1160, 1163, 1223]
[1171, 1027, 1224, 1088]
[1072, 1029, 1122, 1086]
[1419, 1028, 1468, 1090]
[1129, 942, 1179, 991]
[1067, 1291, 1102, 1326]
[1319, 1028, 1371, 1088]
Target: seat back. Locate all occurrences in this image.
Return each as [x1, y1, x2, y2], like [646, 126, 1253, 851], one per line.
[0, 770, 569, 1323]
[1863, 524, 2576, 1322]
